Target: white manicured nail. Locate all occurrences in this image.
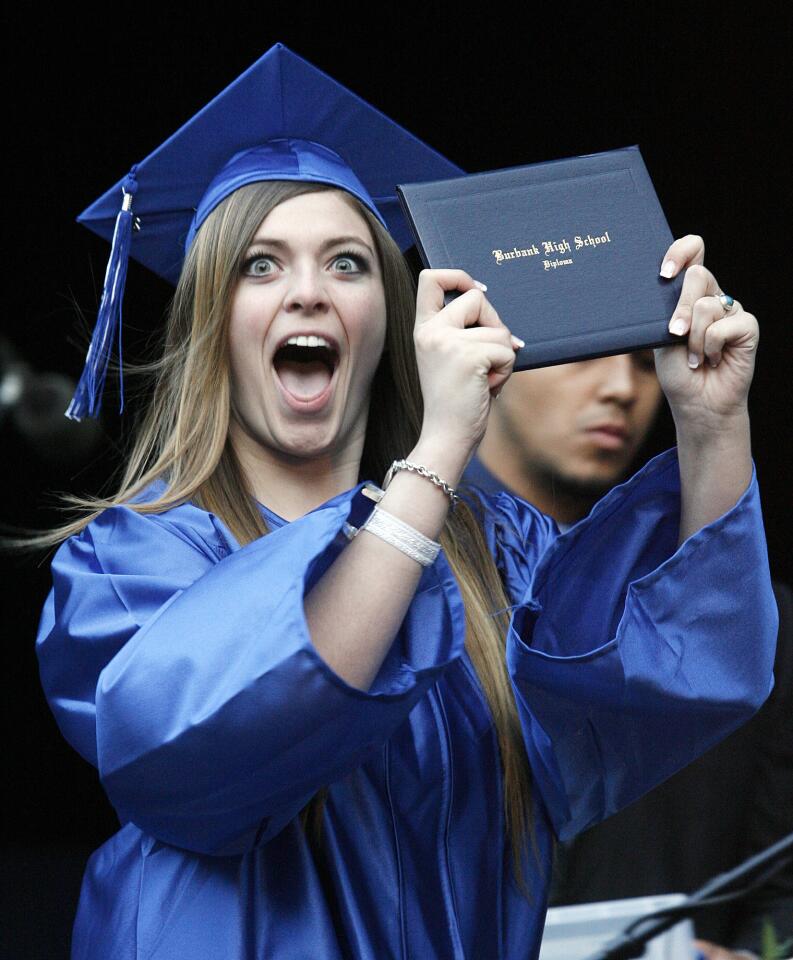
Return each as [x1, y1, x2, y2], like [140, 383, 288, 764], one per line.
[511, 335, 525, 349]
[688, 352, 700, 369]
[474, 280, 488, 292]
[669, 317, 687, 336]
[659, 260, 676, 278]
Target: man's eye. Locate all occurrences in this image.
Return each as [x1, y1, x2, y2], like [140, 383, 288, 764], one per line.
[242, 254, 274, 276]
[633, 350, 656, 373]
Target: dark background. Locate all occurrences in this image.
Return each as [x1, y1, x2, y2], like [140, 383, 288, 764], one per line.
[4, 6, 791, 957]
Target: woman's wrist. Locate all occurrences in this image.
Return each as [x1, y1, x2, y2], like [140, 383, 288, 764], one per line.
[670, 402, 750, 444]
[406, 436, 474, 491]
[369, 438, 471, 543]
[673, 409, 751, 463]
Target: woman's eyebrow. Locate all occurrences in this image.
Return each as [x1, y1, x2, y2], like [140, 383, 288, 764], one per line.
[320, 235, 374, 254]
[247, 235, 374, 255]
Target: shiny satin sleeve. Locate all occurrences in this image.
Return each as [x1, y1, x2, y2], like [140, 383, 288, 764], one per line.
[483, 449, 778, 842]
[36, 486, 465, 856]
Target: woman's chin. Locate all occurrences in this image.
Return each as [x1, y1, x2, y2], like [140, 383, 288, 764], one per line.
[277, 432, 339, 461]
[230, 390, 370, 469]
[267, 418, 355, 464]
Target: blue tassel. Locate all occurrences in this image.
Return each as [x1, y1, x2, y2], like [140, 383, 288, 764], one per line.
[66, 167, 138, 420]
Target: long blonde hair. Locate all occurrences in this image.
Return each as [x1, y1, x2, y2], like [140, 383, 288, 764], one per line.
[46, 180, 537, 895]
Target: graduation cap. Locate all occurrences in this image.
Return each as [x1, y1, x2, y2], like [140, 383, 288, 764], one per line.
[69, 42, 462, 420]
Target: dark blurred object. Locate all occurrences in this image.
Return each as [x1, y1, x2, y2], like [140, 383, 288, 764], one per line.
[0, 337, 102, 465]
[583, 831, 793, 960]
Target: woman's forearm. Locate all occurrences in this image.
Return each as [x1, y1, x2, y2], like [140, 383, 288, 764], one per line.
[303, 439, 470, 692]
[674, 411, 753, 544]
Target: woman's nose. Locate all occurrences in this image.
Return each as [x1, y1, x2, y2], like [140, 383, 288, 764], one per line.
[283, 264, 330, 315]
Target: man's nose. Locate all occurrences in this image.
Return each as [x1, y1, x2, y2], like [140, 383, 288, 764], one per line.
[594, 353, 638, 406]
[283, 264, 330, 315]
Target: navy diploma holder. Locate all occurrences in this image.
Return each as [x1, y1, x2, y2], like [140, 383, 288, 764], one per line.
[397, 146, 684, 370]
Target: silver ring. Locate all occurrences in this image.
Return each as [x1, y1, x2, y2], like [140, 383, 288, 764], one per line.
[716, 292, 735, 314]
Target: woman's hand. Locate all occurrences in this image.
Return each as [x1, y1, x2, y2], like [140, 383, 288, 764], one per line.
[655, 235, 759, 434]
[655, 235, 758, 541]
[412, 269, 520, 474]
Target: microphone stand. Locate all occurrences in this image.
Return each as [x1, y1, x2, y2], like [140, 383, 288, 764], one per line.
[582, 831, 793, 960]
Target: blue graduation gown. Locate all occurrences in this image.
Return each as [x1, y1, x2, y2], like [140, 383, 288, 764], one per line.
[36, 449, 777, 960]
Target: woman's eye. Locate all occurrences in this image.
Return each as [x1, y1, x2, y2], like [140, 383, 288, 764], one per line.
[243, 255, 275, 277]
[331, 253, 365, 274]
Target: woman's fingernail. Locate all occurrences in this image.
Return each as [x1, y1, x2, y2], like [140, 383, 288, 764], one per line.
[660, 260, 676, 278]
[688, 352, 700, 369]
[474, 280, 488, 292]
[708, 356, 719, 368]
[669, 317, 687, 336]
[511, 335, 525, 349]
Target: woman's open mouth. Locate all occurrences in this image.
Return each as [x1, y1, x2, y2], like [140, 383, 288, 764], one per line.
[272, 335, 340, 411]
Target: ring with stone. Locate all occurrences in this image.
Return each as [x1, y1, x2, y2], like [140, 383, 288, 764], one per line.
[716, 292, 735, 313]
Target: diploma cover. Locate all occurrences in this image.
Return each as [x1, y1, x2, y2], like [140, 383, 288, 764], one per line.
[397, 146, 684, 369]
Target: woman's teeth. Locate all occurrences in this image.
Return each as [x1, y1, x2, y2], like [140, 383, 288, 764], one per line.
[284, 335, 333, 349]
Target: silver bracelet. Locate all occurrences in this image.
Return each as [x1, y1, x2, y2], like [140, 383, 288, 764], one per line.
[356, 505, 441, 567]
[383, 459, 459, 507]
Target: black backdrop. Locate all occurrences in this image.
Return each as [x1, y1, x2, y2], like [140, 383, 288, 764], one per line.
[4, 6, 791, 957]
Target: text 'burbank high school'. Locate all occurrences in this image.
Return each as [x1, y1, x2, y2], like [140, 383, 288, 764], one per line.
[492, 231, 611, 270]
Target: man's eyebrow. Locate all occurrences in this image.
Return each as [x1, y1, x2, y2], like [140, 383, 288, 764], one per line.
[246, 234, 374, 255]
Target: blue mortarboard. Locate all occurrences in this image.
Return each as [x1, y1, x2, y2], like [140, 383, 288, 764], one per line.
[69, 42, 462, 420]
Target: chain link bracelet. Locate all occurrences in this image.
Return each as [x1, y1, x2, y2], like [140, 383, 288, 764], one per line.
[382, 460, 459, 507]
